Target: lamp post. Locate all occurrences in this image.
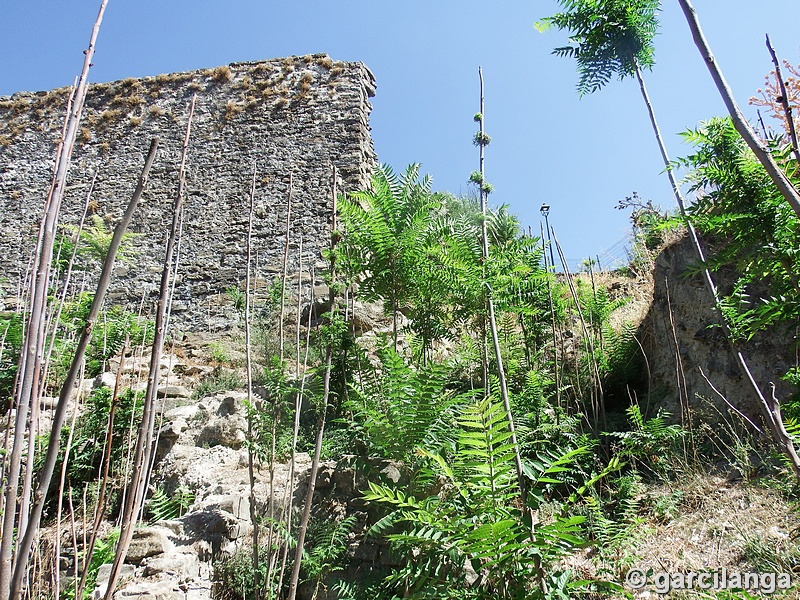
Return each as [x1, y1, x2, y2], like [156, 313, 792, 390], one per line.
[540, 203, 555, 271]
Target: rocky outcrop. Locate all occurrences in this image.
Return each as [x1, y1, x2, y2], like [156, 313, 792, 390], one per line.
[639, 233, 795, 426]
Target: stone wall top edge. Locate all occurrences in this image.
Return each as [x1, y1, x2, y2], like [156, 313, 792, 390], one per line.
[0, 54, 375, 101]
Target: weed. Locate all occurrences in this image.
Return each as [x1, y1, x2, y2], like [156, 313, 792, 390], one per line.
[739, 531, 800, 572]
[63, 529, 120, 600]
[77, 127, 92, 143]
[606, 404, 685, 479]
[223, 100, 244, 121]
[128, 116, 142, 127]
[211, 65, 233, 83]
[193, 368, 244, 400]
[648, 489, 685, 523]
[148, 104, 164, 117]
[155, 73, 175, 85]
[100, 109, 121, 122]
[187, 81, 204, 91]
[213, 543, 274, 600]
[208, 341, 231, 364]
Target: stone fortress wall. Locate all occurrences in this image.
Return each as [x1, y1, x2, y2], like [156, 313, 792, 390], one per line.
[0, 54, 376, 329]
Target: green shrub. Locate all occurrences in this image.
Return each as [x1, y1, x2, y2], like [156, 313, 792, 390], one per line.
[53, 387, 143, 494]
[363, 396, 624, 599]
[193, 368, 244, 399]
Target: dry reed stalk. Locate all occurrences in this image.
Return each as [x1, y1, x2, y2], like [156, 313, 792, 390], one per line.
[10, 137, 158, 599]
[552, 231, 606, 433]
[0, 20, 102, 594]
[243, 163, 261, 599]
[102, 100, 195, 599]
[678, 0, 800, 218]
[276, 255, 313, 596]
[75, 337, 129, 600]
[286, 169, 338, 600]
[633, 45, 800, 480]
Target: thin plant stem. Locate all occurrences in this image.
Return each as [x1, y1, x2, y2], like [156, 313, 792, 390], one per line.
[10, 137, 158, 600]
[103, 100, 195, 599]
[476, 67, 526, 503]
[286, 170, 338, 600]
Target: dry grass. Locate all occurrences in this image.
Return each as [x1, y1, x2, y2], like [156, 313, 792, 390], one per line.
[223, 100, 244, 121]
[100, 109, 121, 122]
[632, 475, 800, 591]
[210, 65, 233, 83]
[316, 55, 334, 70]
[77, 127, 92, 143]
[569, 474, 800, 598]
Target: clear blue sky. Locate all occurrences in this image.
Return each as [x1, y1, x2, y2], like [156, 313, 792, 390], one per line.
[2, 1, 799, 269]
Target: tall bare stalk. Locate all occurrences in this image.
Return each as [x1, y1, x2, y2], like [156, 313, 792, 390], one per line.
[279, 176, 293, 360]
[0, 5, 109, 597]
[552, 232, 606, 433]
[476, 68, 526, 501]
[103, 99, 196, 600]
[52, 362, 86, 600]
[74, 337, 129, 600]
[10, 137, 158, 599]
[286, 170, 338, 600]
[765, 34, 800, 165]
[276, 253, 313, 596]
[243, 164, 261, 600]
[677, 0, 800, 219]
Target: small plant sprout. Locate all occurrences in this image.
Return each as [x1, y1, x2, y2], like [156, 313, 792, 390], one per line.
[469, 170, 484, 185]
[481, 182, 494, 194]
[473, 131, 491, 146]
[473, 112, 483, 122]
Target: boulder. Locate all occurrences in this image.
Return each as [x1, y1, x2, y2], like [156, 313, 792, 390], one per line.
[125, 528, 172, 565]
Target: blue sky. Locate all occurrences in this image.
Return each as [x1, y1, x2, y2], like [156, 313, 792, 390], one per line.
[2, 1, 799, 269]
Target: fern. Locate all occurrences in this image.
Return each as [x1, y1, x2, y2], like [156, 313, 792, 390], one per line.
[146, 485, 194, 521]
[344, 345, 472, 464]
[302, 515, 357, 593]
[361, 396, 612, 599]
[606, 405, 684, 477]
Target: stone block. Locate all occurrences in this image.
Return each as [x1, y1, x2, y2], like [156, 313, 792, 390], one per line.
[125, 528, 172, 565]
